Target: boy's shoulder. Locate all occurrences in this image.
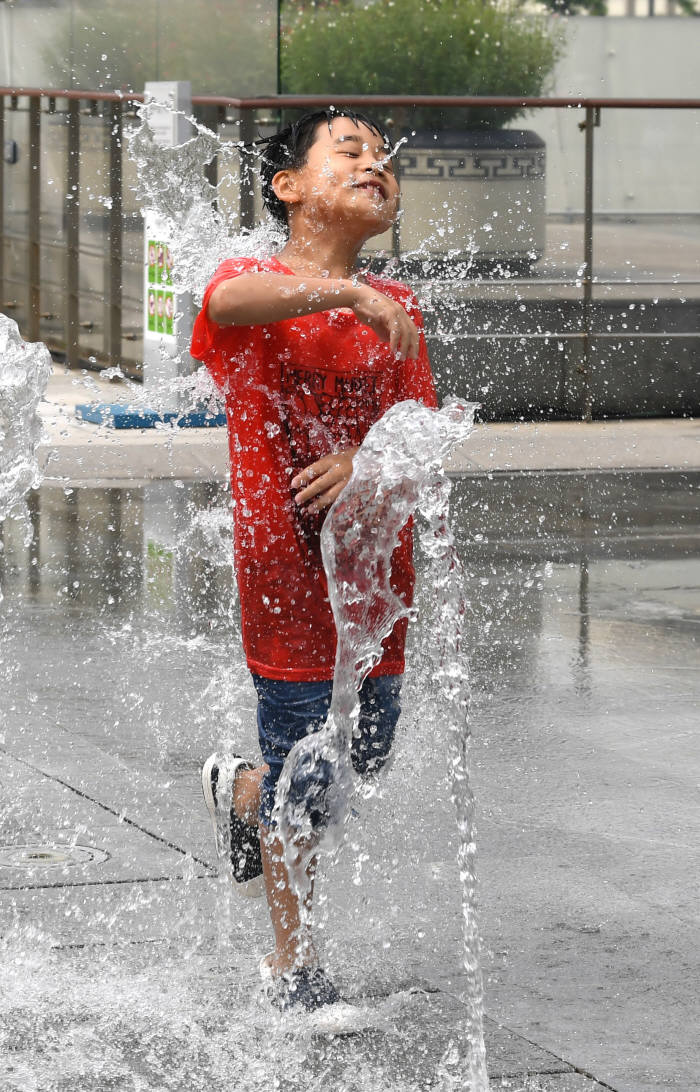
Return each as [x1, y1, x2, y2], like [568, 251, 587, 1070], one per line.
[210, 254, 278, 281]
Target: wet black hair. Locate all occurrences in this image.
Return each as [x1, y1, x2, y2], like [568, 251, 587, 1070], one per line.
[250, 108, 392, 230]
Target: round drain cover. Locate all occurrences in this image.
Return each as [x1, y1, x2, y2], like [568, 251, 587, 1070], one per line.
[0, 844, 109, 869]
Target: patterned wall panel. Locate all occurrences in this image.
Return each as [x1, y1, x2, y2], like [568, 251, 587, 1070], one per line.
[400, 150, 546, 183]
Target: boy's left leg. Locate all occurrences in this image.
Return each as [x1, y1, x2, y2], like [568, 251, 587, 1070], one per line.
[253, 675, 333, 980]
[202, 673, 401, 1010]
[256, 672, 402, 987]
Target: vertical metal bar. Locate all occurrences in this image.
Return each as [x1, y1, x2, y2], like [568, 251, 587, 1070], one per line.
[28, 95, 41, 342]
[200, 104, 221, 207]
[580, 105, 597, 423]
[391, 151, 401, 259]
[276, 0, 282, 96]
[0, 95, 5, 311]
[65, 98, 80, 368]
[239, 107, 256, 230]
[106, 99, 123, 368]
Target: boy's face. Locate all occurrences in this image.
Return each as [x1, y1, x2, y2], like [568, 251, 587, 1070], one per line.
[276, 117, 400, 238]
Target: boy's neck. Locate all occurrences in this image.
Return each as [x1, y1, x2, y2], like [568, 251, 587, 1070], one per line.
[278, 229, 364, 281]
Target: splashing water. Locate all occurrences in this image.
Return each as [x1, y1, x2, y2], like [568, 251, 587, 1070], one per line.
[0, 313, 51, 523]
[128, 105, 285, 300]
[126, 107, 491, 1085]
[275, 397, 489, 1090]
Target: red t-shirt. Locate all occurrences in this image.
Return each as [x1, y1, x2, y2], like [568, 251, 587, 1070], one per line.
[190, 255, 437, 682]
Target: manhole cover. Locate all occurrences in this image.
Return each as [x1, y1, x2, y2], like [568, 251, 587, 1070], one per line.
[0, 844, 110, 869]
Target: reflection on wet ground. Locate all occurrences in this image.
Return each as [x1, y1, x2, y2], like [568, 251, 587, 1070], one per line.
[1, 470, 698, 1091]
[3, 470, 697, 616]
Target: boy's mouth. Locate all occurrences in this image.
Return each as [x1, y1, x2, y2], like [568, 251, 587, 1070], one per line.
[353, 179, 387, 199]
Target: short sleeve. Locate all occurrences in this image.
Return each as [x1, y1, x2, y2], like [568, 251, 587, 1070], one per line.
[190, 257, 265, 391]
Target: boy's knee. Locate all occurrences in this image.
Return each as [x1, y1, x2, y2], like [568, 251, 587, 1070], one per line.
[262, 753, 338, 835]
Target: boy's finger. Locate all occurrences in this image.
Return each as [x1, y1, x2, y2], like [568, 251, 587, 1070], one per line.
[306, 483, 343, 513]
[294, 465, 347, 504]
[290, 459, 328, 490]
[294, 474, 330, 504]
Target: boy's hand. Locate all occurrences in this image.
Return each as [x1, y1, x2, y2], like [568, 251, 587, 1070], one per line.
[350, 283, 420, 361]
[291, 448, 359, 514]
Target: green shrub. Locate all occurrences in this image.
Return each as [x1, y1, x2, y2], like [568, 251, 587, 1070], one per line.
[282, 0, 562, 130]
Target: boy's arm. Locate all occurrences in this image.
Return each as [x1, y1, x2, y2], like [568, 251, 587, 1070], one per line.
[208, 273, 420, 361]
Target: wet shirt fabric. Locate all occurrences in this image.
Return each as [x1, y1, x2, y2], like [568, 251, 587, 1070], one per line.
[190, 255, 437, 682]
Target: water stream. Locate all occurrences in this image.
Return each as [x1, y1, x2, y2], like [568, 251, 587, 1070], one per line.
[276, 397, 487, 1084]
[0, 315, 51, 524]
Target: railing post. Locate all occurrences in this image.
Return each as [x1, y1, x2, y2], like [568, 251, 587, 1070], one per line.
[141, 81, 194, 410]
[105, 99, 123, 369]
[239, 107, 256, 230]
[391, 153, 401, 260]
[198, 103, 223, 208]
[65, 97, 80, 368]
[28, 94, 41, 343]
[580, 105, 600, 423]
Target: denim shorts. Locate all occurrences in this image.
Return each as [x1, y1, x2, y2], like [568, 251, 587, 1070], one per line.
[252, 673, 402, 830]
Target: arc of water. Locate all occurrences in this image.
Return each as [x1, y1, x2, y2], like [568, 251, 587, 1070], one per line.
[0, 314, 51, 529]
[274, 396, 489, 1089]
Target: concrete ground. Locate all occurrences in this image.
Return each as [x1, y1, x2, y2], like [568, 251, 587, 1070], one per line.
[0, 365, 697, 1091]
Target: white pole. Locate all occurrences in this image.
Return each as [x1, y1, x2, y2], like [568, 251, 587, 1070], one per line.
[143, 80, 193, 414]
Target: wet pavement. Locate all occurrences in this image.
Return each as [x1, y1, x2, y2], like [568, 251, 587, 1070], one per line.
[1, 462, 698, 1092]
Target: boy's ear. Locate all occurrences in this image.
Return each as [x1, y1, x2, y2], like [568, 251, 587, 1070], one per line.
[271, 169, 302, 212]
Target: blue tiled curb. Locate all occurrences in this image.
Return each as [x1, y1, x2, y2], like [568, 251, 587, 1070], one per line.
[75, 403, 227, 430]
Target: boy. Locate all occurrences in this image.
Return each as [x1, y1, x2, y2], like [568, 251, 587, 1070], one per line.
[190, 108, 437, 1013]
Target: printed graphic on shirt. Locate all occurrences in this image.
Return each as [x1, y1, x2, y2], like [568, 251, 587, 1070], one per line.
[279, 363, 382, 467]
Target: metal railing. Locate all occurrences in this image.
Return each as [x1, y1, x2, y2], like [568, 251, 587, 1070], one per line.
[1, 89, 699, 419]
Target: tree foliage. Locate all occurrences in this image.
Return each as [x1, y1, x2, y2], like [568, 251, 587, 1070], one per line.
[281, 0, 563, 130]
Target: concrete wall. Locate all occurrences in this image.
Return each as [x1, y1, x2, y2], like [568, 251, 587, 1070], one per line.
[424, 296, 700, 421]
[538, 17, 700, 214]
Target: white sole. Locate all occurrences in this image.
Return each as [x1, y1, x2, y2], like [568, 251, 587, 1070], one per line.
[201, 752, 265, 899]
[307, 1002, 369, 1035]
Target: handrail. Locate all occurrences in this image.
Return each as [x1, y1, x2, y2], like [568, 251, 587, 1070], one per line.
[190, 94, 700, 110]
[1, 87, 700, 110]
[1, 86, 698, 420]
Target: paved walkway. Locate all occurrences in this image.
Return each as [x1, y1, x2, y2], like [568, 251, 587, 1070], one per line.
[7, 365, 697, 1092]
[39, 367, 700, 486]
